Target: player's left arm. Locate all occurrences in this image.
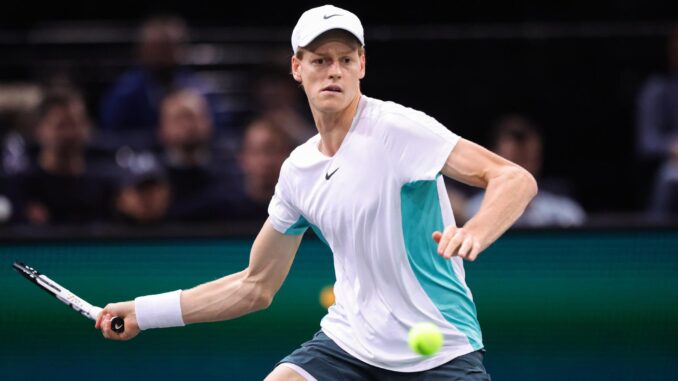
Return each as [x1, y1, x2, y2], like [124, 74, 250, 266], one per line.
[433, 138, 538, 261]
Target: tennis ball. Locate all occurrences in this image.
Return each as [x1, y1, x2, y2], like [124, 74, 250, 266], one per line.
[319, 285, 335, 309]
[408, 322, 443, 356]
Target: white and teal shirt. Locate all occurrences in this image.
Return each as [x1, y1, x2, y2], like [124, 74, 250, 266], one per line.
[268, 95, 483, 372]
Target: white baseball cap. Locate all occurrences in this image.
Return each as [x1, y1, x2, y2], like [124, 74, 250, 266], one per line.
[291, 5, 364, 54]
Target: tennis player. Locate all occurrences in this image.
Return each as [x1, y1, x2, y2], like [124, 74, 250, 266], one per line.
[96, 5, 537, 380]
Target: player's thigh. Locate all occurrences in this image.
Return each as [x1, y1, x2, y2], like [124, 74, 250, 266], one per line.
[264, 364, 308, 381]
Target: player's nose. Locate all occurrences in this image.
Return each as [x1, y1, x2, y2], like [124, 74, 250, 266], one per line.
[328, 61, 342, 78]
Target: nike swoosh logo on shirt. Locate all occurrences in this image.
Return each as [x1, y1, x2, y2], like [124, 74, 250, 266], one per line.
[323, 14, 342, 19]
[325, 168, 339, 180]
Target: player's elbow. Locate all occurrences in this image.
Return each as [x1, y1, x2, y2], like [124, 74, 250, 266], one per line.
[254, 286, 275, 310]
[243, 281, 275, 312]
[526, 170, 539, 199]
[499, 164, 538, 200]
[516, 166, 538, 200]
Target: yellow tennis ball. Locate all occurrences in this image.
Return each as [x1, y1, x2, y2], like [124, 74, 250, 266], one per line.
[319, 285, 335, 309]
[408, 322, 443, 356]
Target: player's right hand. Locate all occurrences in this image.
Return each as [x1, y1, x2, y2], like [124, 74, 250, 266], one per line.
[432, 225, 482, 261]
[95, 301, 140, 341]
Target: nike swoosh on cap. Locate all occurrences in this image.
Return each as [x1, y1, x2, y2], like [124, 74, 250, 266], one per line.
[323, 14, 342, 19]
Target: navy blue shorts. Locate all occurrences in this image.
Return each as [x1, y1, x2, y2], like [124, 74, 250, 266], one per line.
[277, 330, 491, 381]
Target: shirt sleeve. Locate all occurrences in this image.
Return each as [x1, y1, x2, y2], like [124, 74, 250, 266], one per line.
[267, 161, 309, 235]
[380, 105, 460, 183]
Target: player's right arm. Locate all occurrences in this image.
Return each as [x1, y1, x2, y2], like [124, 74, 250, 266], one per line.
[181, 219, 302, 323]
[96, 219, 302, 341]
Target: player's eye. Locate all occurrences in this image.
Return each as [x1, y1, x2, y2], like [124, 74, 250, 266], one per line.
[312, 58, 324, 65]
[342, 57, 352, 64]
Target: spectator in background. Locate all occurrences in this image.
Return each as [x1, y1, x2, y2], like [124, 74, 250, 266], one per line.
[1, 83, 40, 176]
[0, 83, 41, 224]
[253, 61, 315, 145]
[115, 158, 170, 224]
[15, 88, 117, 225]
[99, 15, 223, 144]
[466, 115, 586, 227]
[157, 89, 238, 221]
[229, 116, 296, 221]
[636, 29, 678, 218]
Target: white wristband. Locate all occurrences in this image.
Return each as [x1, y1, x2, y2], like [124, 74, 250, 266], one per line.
[134, 290, 185, 330]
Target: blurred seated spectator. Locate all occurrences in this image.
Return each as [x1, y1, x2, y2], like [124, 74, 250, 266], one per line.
[228, 115, 296, 221]
[649, 170, 678, 217]
[0, 168, 13, 225]
[14, 88, 117, 225]
[99, 15, 225, 144]
[636, 29, 678, 218]
[156, 89, 239, 222]
[0, 190, 11, 225]
[1, 83, 40, 176]
[0, 83, 41, 224]
[465, 114, 586, 227]
[253, 60, 315, 145]
[115, 157, 170, 224]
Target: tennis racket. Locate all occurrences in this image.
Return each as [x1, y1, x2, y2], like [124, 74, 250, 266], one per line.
[12, 261, 125, 333]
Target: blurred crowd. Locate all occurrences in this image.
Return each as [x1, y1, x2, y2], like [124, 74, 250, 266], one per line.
[1, 16, 677, 229]
[636, 29, 678, 220]
[0, 16, 313, 228]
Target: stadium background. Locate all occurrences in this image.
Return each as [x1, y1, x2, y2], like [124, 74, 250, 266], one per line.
[1, 0, 676, 213]
[2, 1, 677, 380]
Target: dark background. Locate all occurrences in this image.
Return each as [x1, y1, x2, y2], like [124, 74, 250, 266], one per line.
[1, 1, 676, 25]
[1, 1, 677, 214]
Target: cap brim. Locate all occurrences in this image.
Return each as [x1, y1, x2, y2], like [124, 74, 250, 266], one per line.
[297, 25, 364, 51]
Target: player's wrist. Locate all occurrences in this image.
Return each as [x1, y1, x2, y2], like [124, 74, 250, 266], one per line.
[134, 290, 185, 330]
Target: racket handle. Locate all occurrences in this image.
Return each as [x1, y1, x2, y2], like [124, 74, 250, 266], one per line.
[111, 316, 125, 333]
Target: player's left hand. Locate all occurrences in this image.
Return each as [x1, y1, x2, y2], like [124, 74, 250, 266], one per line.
[95, 301, 140, 341]
[432, 226, 482, 261]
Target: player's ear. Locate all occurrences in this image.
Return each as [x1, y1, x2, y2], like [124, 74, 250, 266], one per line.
[291, 55, 302, 83]
[359, 49, 366, 80]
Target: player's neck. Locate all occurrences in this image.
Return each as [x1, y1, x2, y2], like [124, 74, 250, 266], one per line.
[313, 94, 361, 157]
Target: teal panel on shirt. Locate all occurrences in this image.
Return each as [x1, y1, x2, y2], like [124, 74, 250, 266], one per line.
[285, 216, 329, 247]
[310, 224, 329, 247]
[285, 216, 310, 235]
[400, 178, 483, 349]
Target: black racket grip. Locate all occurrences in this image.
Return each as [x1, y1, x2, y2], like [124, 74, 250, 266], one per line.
[111, 316, 125, 333]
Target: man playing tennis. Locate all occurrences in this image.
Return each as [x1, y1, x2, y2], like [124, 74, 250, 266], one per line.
[96, 5, 537, 380]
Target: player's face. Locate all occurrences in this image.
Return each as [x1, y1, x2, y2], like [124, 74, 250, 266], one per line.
[292, 35, 365, 114]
